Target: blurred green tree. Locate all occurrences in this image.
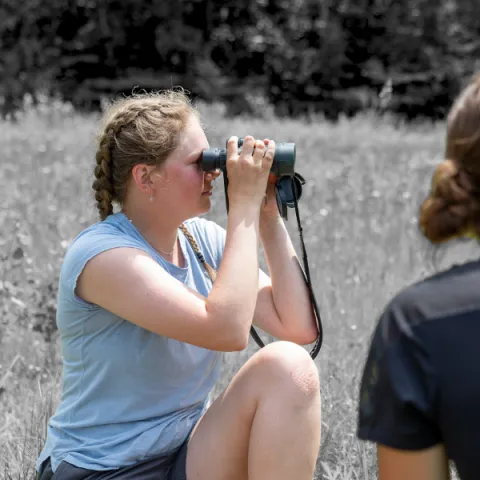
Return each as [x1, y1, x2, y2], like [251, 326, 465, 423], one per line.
[0, 0, 476, 120]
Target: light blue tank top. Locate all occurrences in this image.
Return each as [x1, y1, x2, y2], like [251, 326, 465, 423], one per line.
[36, 212, 226, 473]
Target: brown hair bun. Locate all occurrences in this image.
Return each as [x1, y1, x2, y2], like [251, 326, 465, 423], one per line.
[419, 159, 479, 243]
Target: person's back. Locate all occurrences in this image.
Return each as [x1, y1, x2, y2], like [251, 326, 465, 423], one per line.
[358, 259, 480, 479]
[357, 73, 480, 479]
[426, 262, 480, 477]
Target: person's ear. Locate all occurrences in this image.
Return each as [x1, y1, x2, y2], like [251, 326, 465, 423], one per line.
[131, 164, 157, 196]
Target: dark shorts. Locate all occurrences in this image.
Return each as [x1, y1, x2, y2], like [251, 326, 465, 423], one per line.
[36, 440, 188, 480]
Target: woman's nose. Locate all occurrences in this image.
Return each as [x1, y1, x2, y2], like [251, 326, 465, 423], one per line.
[205, 169, 221, 181]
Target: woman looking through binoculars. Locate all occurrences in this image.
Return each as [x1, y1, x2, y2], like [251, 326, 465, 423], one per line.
[35, 89, 321, 480]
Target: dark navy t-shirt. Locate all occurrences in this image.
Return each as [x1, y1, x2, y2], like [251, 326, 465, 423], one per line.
[357, 259, 480, 480]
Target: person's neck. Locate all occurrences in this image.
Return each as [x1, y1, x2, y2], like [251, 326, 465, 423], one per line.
[121, 206, 183, 258]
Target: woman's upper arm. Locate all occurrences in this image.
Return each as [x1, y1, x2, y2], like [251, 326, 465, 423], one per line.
[75, 247, 240, 351]
[377, 444, 450, 480]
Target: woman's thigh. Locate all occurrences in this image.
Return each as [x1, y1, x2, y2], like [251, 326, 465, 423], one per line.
[185, 341, 320, 480]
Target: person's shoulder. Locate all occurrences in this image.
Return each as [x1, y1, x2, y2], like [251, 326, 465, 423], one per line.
[66, 215, 127, 252]
[380, 260, 480, 340]
[396, 259, 480, 311]
[58, 213, 150, 290]
[61, 213, 145, 273]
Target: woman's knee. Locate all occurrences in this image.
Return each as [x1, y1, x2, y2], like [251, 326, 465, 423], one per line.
[250, 341, 320, 398]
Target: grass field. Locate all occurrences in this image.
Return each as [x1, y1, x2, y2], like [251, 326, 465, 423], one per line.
[0, 100, 470, 479]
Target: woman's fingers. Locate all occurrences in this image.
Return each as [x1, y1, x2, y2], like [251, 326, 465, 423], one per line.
[226, 136, 239, 160]
[252, 139, 266, 165]
[240, 136, 256, 160]
[263, 139, 275, 170]
[224, 135, 276, 206]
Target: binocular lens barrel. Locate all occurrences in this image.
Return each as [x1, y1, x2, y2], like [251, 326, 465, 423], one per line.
[201, 148, 227, 172]
[201, 141, 296, 177]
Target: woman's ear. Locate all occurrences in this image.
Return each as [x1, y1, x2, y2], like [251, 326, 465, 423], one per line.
[131, 164, 156, 195]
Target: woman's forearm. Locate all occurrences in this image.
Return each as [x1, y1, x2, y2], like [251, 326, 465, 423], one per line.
[260, 213, 318, 340]
[206, 202, 261, 348]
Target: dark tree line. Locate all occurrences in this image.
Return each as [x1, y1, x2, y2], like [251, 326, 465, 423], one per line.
[1, 0, 479, 120]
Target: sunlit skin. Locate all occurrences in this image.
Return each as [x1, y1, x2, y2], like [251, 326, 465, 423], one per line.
[377, 444, 450, 480]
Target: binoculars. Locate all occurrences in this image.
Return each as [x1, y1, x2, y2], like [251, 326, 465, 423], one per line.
[200, 137, 296, 177]
[200, 137, 304, 219]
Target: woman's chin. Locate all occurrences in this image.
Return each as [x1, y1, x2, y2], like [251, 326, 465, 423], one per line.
[198, 196, 212, 213]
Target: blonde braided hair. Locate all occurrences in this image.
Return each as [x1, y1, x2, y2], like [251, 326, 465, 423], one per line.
[92, 89, 198, 221]
[179, 224, 217, 283]
[92, 127, 116, 220]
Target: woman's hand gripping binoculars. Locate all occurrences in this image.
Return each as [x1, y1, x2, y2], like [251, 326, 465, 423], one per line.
[201, 136, 305, 219]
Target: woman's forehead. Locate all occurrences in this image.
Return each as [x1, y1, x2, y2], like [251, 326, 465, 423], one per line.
[179, 117, 209, 152]
[165, 119, 208, 165]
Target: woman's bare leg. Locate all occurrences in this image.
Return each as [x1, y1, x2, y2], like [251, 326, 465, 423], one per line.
[185, 341, 321, 480]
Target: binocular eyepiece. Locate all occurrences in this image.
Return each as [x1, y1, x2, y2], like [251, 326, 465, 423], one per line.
[201, 137, 296, 177]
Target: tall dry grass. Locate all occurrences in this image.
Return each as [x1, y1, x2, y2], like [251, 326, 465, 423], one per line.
[0, 100, 469, 479]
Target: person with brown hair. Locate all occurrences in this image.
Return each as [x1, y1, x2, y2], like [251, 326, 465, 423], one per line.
[35, 89, 321, 480]
[357, 73, 480, 479]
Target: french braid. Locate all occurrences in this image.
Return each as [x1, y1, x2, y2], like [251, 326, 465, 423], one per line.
[92, 107, 147, 220]
[92, 127, 116, 221]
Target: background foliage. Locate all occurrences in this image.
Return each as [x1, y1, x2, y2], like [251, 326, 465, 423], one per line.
[1, 0, 480, 121]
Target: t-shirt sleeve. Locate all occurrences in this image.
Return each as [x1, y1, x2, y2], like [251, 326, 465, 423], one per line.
[357, 291, 442, 450]
[59, 229, 151, 309]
